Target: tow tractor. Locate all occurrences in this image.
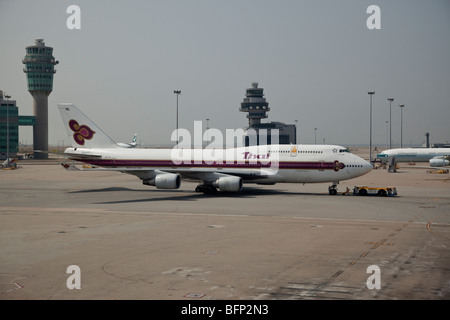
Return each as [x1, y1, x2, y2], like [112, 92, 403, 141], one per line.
[352, 186, 397, 197]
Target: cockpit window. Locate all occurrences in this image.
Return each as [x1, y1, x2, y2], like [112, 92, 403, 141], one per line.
[339, 148, 350, 153]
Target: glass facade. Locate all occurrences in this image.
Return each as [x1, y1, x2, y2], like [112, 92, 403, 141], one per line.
[0, 94, 35, 157]
[240, 82, 270, 125]
[23, 40, 58, 92]
[18, 116, 36, 126]
[0, 103, 19, 156]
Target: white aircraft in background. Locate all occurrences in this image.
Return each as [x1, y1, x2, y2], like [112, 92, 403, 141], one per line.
[376, 148, 450, 167]
[57, 103, 372, 194]
[429, 155, 450, 167]
[117, 134, 138, 148]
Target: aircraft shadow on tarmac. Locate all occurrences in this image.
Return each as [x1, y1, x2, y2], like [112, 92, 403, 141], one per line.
[69, 187, 329, 204]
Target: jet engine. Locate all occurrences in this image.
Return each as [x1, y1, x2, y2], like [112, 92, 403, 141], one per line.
[213, 176, 243, 192]
[429, 156, 450, 167]
[143, 173, 181, 189]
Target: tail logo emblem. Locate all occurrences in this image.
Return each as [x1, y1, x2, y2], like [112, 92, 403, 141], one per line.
[69, 119, 96, 145]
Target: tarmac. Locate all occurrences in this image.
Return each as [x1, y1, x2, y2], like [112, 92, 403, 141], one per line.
[1, 157, 449, 300]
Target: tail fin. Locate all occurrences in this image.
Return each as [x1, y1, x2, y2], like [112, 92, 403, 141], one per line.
[58, 103, 118, 148]
[129, 133, 138, 147]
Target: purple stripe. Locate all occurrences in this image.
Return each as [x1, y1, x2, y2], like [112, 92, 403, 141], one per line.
[82, 159, 345, 171]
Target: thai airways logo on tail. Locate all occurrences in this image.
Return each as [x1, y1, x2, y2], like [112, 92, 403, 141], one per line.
[58, 103, 118, 149]
[68, 119, 96, 145]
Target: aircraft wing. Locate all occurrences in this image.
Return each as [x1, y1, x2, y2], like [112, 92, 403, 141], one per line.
[34, 149, 103, 160]
[60, 161, 274, 181]
[164, 167, 275, 182]
[64, 152, 103, 159]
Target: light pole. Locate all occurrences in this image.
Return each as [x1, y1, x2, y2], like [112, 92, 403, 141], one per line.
[5, 94, 11, 167]
[294, 120, 298, 144]
[205, 118, 210, 147]
[385, 120, 389, 149]
[314, 128, 317, 144]
[368, 91, 375, 165]
[173, 90, 181, 146]
[387, 98, 394, 149]
[399, 104, 405, 148]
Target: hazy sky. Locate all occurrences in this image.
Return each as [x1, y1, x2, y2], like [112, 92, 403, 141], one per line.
[1, 0, 449, 147]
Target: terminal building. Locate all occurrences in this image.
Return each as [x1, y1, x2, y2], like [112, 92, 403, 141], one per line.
[240, 82, 296, 146]
[0, 91, 35, 159]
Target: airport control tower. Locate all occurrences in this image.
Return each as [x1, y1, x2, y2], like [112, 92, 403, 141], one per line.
[239, 82, 270, 126]
[23, 39, 59, 159]
[239, 82, 296, 145]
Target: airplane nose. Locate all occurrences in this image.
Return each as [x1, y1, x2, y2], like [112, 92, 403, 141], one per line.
[364, 161, 373, 173]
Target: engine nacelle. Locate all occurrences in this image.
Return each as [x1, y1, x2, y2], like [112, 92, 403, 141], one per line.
[213, 176, 243, 192]
[143, 173, 181, 189]
[430, 157, 450, 167]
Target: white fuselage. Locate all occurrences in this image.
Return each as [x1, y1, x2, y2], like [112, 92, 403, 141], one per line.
[377, 148, 450, 163]
[66, 144, 372, 184]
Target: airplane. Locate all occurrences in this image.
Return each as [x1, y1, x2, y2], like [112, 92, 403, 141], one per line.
[376, 148, 450, 166]
[57, 103, 373, 194]
[117, 133, 138, 148]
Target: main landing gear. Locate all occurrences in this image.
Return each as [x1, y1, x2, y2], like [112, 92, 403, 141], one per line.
[195, 184, 218, 194]
[328, 183, 338, 195]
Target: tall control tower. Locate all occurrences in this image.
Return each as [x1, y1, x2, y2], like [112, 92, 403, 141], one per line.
[239, 82, 270, 126]
[23, 39, 59, 159]
[239, 82, 296, 145]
